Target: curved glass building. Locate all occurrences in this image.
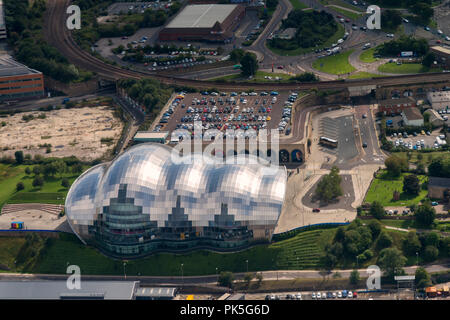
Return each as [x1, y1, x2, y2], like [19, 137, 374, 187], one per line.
[65, 143, 286, 257]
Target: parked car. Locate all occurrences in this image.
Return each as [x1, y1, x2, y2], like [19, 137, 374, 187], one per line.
[313, 208, 320, 212]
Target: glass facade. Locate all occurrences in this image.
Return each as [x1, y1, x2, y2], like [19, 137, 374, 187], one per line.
[65, 143, 286, 257]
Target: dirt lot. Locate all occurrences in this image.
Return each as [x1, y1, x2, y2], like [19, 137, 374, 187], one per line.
[0, 106, 123, 161]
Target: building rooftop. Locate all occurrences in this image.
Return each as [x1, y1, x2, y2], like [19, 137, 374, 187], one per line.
[134, 287, 177, 298]
[402, 107, 423, 120]
[428, 177, 450, 188]
[378, 97, 415, 106]
[0, 55, 42, 77]
[431, 46, 450, 55]
[0, 0, 5, 29]
[165, 4, 238, 29]
[0, 281, 139, 300]
[134, 131, 169, 141]
[427, 91, 450, 102]
[424, 108, 444, 120]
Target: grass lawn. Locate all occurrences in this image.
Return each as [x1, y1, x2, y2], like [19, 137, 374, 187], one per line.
[319, 0, 363, 11]
[393, 151, 450, 167]
[312, 49, 356, 75]
[289, 0, 308, 10]
[329, 6, 363, 20]
[267, 22, 345, 56]
[378, 62, 442, 74]
[348, 72, 383, 79]
[212, 70, 292, 83]
[359, 47, 377, 63]
[364, 170, 428, 207]
[0, 164, 87, 209]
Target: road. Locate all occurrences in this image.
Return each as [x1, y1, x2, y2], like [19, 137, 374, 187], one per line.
[42, 0, 450, 92]
[0, 261, 447, 286]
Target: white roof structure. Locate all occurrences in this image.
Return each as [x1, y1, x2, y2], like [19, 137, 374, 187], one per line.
[165, 4, 238, 29]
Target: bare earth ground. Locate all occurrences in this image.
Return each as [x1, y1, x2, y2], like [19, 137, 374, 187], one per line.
[0, 106, 123, 161]
[0, 210, 67, 230]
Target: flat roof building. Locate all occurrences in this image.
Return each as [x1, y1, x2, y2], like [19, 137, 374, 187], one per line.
[134, 131, 169, 144]
[430, 46, 450, 68]
[0, 55, 44, 101]
[0, 281, 139, 300]
[0, 0, 6, 40]
[159, 4, 245, 42]
[428, 177, 450, 199]
[427, 91, 450, 110]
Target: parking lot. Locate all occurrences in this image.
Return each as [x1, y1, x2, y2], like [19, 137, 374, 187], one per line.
[107, 1, 173, 15]
[153, 91, 298, 140]
[387, 129, 447, 150]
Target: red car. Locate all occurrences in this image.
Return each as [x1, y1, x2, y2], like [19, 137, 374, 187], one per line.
[277, 66, 284, 69]
[313, 208, 320, 213]
[345, 19, 350, 23]
[437, 40, 442, 44]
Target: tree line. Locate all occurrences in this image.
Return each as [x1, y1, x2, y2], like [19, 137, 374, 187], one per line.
[4, 0, 92, 83]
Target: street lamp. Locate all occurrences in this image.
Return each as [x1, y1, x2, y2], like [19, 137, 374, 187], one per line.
[216, 267, 219, 284]
[246, 260, 249, 273]
[123, 262, 127, 280]
[416, 252, 419, 266]
[181, 263, 184, 287]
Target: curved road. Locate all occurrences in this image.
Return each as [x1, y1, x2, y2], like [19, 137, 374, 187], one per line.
[43, 0, 450, 91]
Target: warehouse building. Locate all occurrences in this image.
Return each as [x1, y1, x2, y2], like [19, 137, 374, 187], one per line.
[424, 109, 445, 127]
[427, 91, 450, 110]
[0, 55, 44, 101]
[159, 4, 245, 42]
[0, 281, 139, 300]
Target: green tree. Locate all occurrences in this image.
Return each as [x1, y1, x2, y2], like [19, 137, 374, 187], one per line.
[422, 52, 436, 68]
[244, 272, 254, 287]
[377, 247, 407, 279]
[240, 52, 258, 77]
[218, 271, 234, 288]
[72, 163, 83, 174]
[403, 174, 420, 195]
[415, 202, 436, 227]
[423, 245, 439, 262]
[370, 201, 385, 220]
[376, 231, 393, 250]
[256, 272, 263, 286]
[24, 167, 31, 175]
[16, 181, 25, 191]
[33, 165, 42, 176]
[314, 166, 342, 203]
[403, 231, 421, 256]
[229, 49, 245, 62]
[61, 178, 70, 188]
[32, 175, 44, 188]
[367, 220, 382, 239]
[14, 151, 24, 164]
[54, 160, 67, 178]
[349, 269, 360, 285]
[385, 155, 407, 177]
[415, 267, 430, 289]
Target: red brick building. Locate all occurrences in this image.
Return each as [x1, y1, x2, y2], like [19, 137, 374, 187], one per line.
[0, 55, 44, 101]
[159, 4, 245, 42]
[377, 97, 416, 115]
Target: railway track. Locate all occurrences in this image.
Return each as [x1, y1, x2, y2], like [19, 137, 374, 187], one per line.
[45, 0, 450, 91]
